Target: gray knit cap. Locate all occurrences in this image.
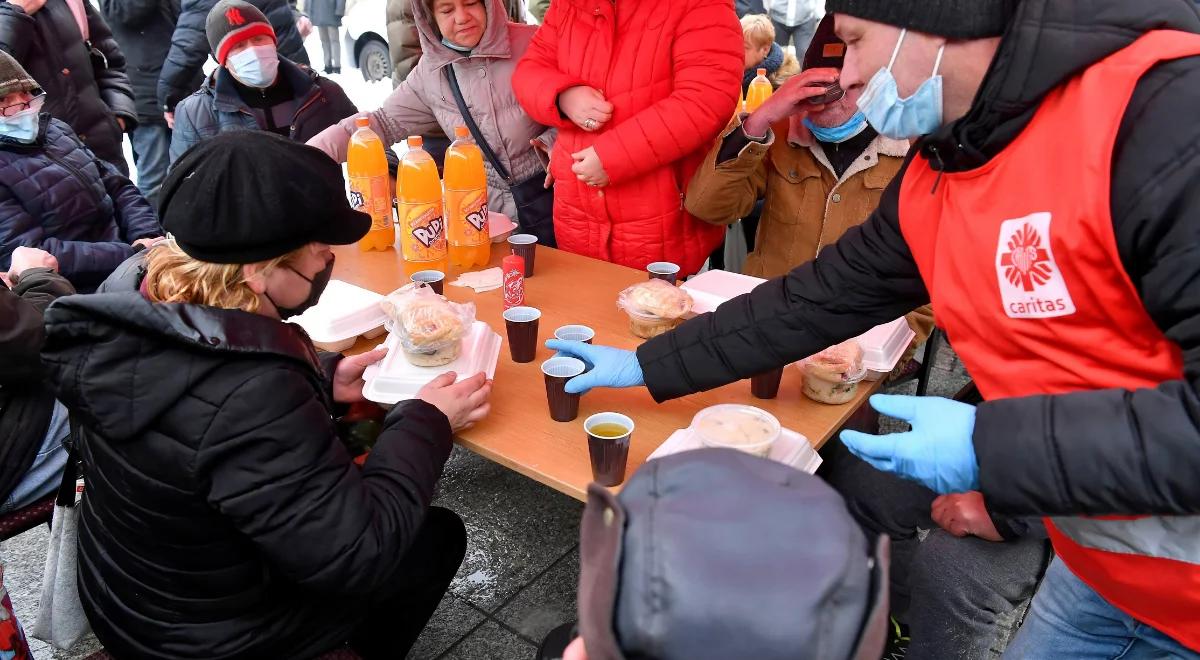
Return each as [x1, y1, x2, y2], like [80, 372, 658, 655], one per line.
[825, 0, 1018, 39]
[0, 51, 40, 99]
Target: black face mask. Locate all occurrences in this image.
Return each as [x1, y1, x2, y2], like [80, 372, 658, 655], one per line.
[267, 255, 334, 319]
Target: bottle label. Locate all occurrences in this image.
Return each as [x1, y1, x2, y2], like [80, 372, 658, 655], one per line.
[348, 174, 392, 232]
[446, 188, 489, 246]
[399, 202, 447, 261]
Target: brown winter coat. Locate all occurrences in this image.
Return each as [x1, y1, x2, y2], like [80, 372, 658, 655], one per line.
[686, 115, 934, 350]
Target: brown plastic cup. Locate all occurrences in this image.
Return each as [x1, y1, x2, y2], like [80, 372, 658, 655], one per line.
[553, 325, 595, 344]
[508, 234, 538, 277]
[503, 306, 541, 363]
[646, 261, 680, 285]
[541, 357, 586, 422]
[584, 412, 634, 487]
[751, 367, 785, 399]
[410, 270, 445, 295]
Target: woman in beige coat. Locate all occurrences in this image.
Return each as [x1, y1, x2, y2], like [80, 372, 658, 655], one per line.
[309, 0, 553, 237]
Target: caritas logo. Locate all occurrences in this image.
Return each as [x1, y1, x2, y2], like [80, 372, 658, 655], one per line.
[994, 212, 1075, 319]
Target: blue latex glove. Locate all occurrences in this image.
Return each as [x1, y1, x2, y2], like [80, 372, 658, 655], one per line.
[839, 394, 980, 494]
[544, 340, 644, 394]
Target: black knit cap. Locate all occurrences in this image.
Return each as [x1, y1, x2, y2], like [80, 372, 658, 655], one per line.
[206, 0, 276, 65]
[160, 132, 371, 264]
[825, 0, 1018, 39]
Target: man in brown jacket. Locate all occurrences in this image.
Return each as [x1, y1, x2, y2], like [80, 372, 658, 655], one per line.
[687, 15, 934, 373]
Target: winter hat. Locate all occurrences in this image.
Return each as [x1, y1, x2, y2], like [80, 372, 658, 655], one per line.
[159, 132, 371, 264]
[0, 51, 40, 99]
[825, 0, 1018, 39]
[803, 15, 846, 70]
[206, 0, 276, 66]
[578, 449, 890, 660]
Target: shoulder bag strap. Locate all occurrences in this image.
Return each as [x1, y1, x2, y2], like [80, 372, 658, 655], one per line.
[443, 64, 513, 183]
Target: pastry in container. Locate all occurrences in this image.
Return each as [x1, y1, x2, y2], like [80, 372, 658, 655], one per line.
[617, 279, 693, 339]
[381, 285, 475, 367]
[800, 340, 867, 404]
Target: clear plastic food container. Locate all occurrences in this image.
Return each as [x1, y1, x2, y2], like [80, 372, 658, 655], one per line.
[692, 404, 782, 458]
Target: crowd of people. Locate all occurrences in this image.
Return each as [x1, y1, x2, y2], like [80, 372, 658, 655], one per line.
[1, 0, 1199, 658]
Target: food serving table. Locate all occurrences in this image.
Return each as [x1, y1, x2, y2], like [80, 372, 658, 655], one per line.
[335, 244, 880, 501]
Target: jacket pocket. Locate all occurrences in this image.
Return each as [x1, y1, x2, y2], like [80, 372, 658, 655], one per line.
[765, 156, 823, 226]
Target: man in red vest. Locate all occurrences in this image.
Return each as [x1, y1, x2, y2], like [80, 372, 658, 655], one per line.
[548, 0, 1200, 656]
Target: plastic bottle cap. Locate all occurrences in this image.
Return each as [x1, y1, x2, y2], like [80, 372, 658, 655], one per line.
[757, 68, 767, 76]
[454, 126, 469, 138]
[408, 135, 424, 147]
[355, 116, 369, 127]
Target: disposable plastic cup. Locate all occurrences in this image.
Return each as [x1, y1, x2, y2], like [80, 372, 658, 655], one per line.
[750, 367, 785, 399]
[503, 306, 541, 363]
[410, 270, 445, 295]
[554, 325, 595, 344]
[585, 412, 634, 487]
[541, 357, 586, 422]
[647, 261, 681, 285]
[508, 234, 538, 277]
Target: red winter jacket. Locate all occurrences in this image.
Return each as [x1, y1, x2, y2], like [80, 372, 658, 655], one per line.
[513, 0, 742, 275]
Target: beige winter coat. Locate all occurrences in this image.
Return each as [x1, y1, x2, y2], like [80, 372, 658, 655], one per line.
[309, 0, 553, 222]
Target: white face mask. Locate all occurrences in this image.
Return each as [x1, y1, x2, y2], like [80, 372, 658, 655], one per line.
[227, 44, 279, 88]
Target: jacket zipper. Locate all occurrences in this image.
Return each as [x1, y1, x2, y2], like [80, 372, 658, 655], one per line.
[928, 144, 945, 194]
[45, 149, 102, 205]
[290, 89, 325, 137]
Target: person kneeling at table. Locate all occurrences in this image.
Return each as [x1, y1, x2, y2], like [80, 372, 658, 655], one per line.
[549, 449, 890, 660]
[41, 132, 493, 659]
[548, 0, 1200, 657]
[687, 15, 933, 382]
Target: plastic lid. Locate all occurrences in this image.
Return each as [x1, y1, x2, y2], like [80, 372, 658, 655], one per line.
[454, 125, 469, 138]
[757, 68, 767, 76]
[355, 116, 369, 127]
[407, 135, 424, 147]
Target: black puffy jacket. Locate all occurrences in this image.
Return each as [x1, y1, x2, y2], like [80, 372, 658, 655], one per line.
[100, 0, 203, 124]
[40, 262, 456, 659]
[158, 0, 309, 112]
[0, 0, 138, 173]
[636, 0, 1200, 518]
[0, 116, 161, 292]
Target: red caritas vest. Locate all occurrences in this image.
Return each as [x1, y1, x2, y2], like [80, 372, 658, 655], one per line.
[899, 31, 1200, 651]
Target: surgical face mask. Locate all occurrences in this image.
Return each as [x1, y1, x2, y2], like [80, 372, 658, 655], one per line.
[0, 106, 41, 143]
[267, 256, 333, 319]
[227, 44, 279, 89]
[856, 29, 945, 139]
[442, 37, 472, 53]
[803, 111, 869, 144]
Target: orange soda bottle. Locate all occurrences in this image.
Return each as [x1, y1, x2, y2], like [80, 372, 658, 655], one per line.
[397, 136, 448, 278]
[347, 117, 393, 251]
[744, 68, 773, 113]
[444, 126, 491, 269]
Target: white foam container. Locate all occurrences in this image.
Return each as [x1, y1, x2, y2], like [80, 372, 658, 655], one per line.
[362, 321, 502, 405]
[289, 280, 387, 351]
[489, 211, 517, 243]
[681, 270, 915, 380]
[648, 425, 822, 474]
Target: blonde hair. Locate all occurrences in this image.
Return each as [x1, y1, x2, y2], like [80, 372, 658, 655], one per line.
[741, 14, 776, 50]
[143, 240, 303, 314]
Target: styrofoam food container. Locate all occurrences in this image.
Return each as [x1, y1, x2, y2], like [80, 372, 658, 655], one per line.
[289, 280, 387, 351]
[680, 269, 767, 314]
[363, 321, 501, 405]
[857, 317, 916, 380]
[489, 211, 517, 243]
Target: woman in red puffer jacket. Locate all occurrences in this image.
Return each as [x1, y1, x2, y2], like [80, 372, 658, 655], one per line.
[513, 0, 742, 275]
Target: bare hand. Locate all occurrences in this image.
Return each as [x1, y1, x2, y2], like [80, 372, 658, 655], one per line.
[133, 237, 165, 250]
[164, 111, 175, 129]
[743, 67, 840, 137]
[931, 491, 1003, 542]
[8, 0, 47, 15]
[297, 15, 314, 38]
[417, 371, 493, 431]
[116, 117, 126, 131]
[558, 86, 613, 133]
[563, 637, 587, 660]
[8, 246, 58, 279]
[332, 348, 388, 404]
[531, 139, 554, 188]
[571, 146, 608, 187]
